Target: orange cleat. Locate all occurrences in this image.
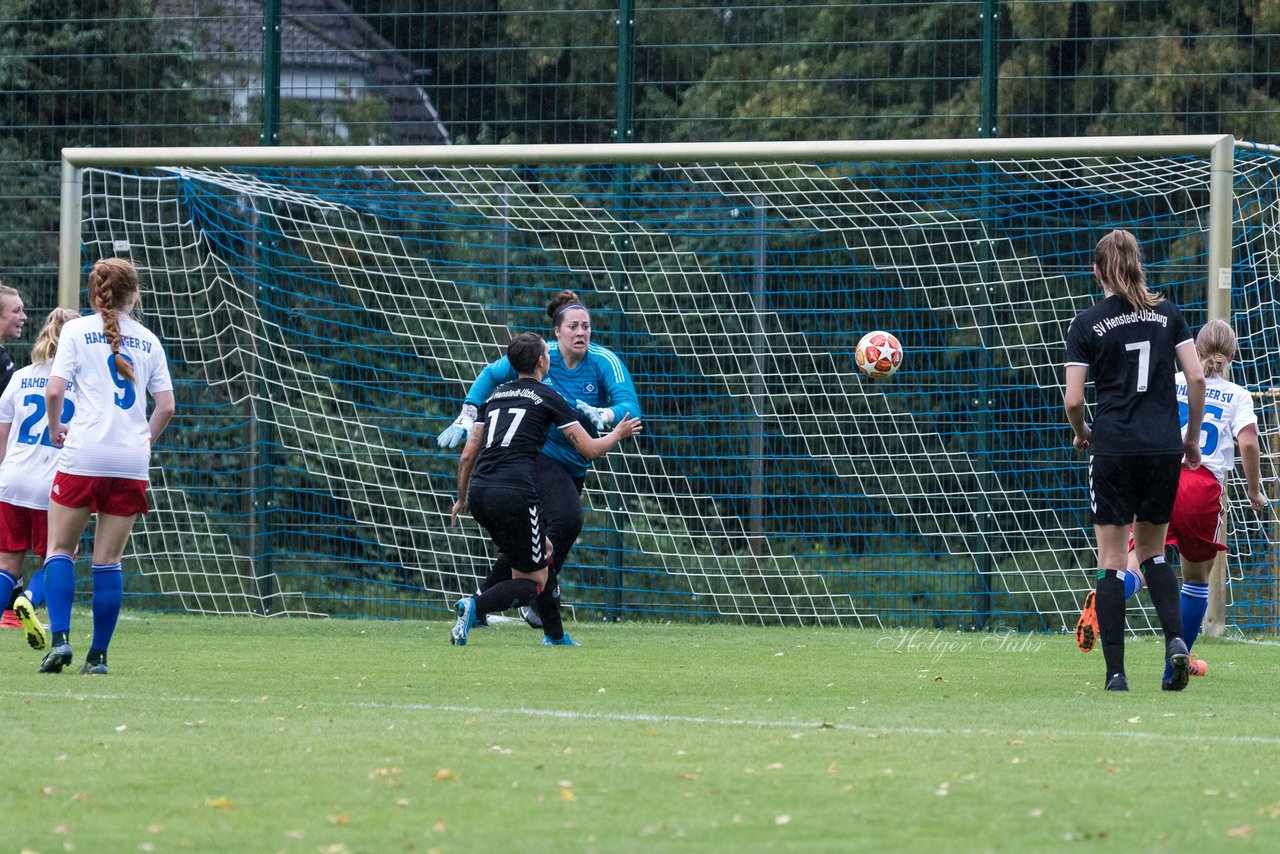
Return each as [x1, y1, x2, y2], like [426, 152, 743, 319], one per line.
[0, 609, 21, 629]
[1075, 590, 1098, 653]
[1188, 654, 1207, 677]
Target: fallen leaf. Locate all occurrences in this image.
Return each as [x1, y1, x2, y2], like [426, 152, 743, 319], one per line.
[432, 768, 457, 781]
[559, 788, 576, 802]
[328, 813, 351, 825]
[1126, 716, 1141, 724]
[775, 815, 791, 825]
[203, 796, 234, 810]
[1227, 826, 1252, 838]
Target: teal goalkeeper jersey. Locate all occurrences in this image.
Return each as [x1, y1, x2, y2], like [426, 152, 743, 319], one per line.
[464, 340, 641, 478]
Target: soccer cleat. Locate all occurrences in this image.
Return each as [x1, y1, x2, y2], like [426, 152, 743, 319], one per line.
[38, 643, 73, 674]
[450, 598, 476, 646]
[1075, 591, 1098, 653]
[521, 605, 544, 629]
[541, 633, 580, 646]
[0, 609, 19, 629]
[1104, 673, 1129, 692]
[1162, 637, 1190, 692]
[12, 594, 47, 651]
[1188, 654, 1207, 677]
[78, 661, 108, 675]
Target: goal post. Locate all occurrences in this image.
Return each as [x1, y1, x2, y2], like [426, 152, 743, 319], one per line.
[55, 135, 1277, 631]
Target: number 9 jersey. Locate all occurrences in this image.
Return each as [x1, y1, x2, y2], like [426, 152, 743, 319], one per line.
[0, 363, 76, 509]
[49, 313, 173, 480]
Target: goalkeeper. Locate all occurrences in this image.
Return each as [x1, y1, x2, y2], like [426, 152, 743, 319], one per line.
[438, 290, 642, 644]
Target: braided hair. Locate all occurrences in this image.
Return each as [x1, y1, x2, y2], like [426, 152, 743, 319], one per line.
[87, 258, 140, 382]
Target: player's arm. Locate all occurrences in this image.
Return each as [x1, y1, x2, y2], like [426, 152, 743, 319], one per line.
[575, 347, 642, 432]
[1063, 364, 1090, 450]
[45, 375, 70, 448]
[560, 414, 643, 460]
[451, 421, 486, 525]
[437, 357, 517, 449]
[1236, 422, 1267, 509]
[149, 389, 176, 443]
[0, 387, 14, 465]
[1175, 340, 1205, 469]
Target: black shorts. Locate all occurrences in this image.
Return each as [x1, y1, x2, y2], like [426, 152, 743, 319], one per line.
[1088, 453, 1182, 527]
[468, 483, 549, 573]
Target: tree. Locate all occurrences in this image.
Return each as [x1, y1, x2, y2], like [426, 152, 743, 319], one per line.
[0, 0, 225, 310]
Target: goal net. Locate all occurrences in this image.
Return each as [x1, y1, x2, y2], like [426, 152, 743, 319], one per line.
[62, 139, 1280, 631]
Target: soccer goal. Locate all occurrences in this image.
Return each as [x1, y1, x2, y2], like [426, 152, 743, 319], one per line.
[57, 136, 1280, 632]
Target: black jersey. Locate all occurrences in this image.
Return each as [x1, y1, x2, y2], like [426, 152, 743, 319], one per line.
[471, 378, 578, 493]
[0, 344, 13, 392]
[1064, 294, 1192, 455]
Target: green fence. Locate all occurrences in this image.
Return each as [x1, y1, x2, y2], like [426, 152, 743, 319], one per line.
[5, 1, 1280, 629]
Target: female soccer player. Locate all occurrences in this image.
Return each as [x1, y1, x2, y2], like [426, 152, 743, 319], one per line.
[438, 290, 642, 644]
[38, 258, 175, 675]
[1064, 229, 1205, 692]
[1077, 319, 1267, 683]
[447, 332, 641, 646]
[0, 308, 78, 650]
[0, 282, 29, 630]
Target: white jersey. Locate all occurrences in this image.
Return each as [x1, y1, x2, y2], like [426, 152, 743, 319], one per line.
[0, 363, 75, 509]
[1176, 371, 1258, 482]
[49, 313, 173, 480]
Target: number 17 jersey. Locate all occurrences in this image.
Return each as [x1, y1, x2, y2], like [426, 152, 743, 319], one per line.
[49, 313, 173, 480]
[1064, 294, 1192, 456]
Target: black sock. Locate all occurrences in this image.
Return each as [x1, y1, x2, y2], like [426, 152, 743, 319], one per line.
[1141, 554, 1182, 640]
[478, 554, 512, 594]
[7, 583, 23, 609]
[474, 579, 537, 618]
[52, 630, 69, 648]
[85, 648, 106, 666]
[1096, 570, 1127, 680]
[536, 567, 565, 640]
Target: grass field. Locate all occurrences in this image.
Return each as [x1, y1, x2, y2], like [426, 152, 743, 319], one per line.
[3, 613, 1279, 853]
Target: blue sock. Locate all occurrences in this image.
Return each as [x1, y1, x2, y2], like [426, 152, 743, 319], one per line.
[1181, 582, 1211, 652]
[43, 554, 76, 635]
[27, 568, 45, 608]
[0, 572, 16, 611]
[90, 563, 124, 654]
[1121, 569, 1144, 600]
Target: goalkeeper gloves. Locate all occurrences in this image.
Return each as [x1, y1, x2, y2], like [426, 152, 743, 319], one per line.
[575, 400, 615, 432]
[437, 403, 478, 449]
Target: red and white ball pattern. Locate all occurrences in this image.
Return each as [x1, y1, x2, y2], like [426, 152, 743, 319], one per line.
[854, 331, 904, 380]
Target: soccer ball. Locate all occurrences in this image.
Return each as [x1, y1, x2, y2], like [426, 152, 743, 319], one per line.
[854, 330, 904, 380]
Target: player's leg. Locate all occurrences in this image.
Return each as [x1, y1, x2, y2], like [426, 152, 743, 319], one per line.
[456, 485, 547, 645]
[0, 502, 32, 629]
[531, 458, 584, 640]
[79, 511, 138, 674]
[1161, 467, 1223, 680]
[1132, 456, 1189, 690]
[1093, 522, 1131, 690]
[41, 492, 93, 673]
[1087, 455, 1142, 690]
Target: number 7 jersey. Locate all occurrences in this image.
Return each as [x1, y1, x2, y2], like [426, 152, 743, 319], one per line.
[1064, 294, 1193, 455]
[49, 313, 173, 480]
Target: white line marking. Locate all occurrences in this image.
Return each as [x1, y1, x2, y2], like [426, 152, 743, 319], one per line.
[4, 690, 1279, 745]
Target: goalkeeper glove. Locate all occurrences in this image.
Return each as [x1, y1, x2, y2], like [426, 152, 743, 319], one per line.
[437, 403, 478, 449]
[575, 400, 615, 432]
